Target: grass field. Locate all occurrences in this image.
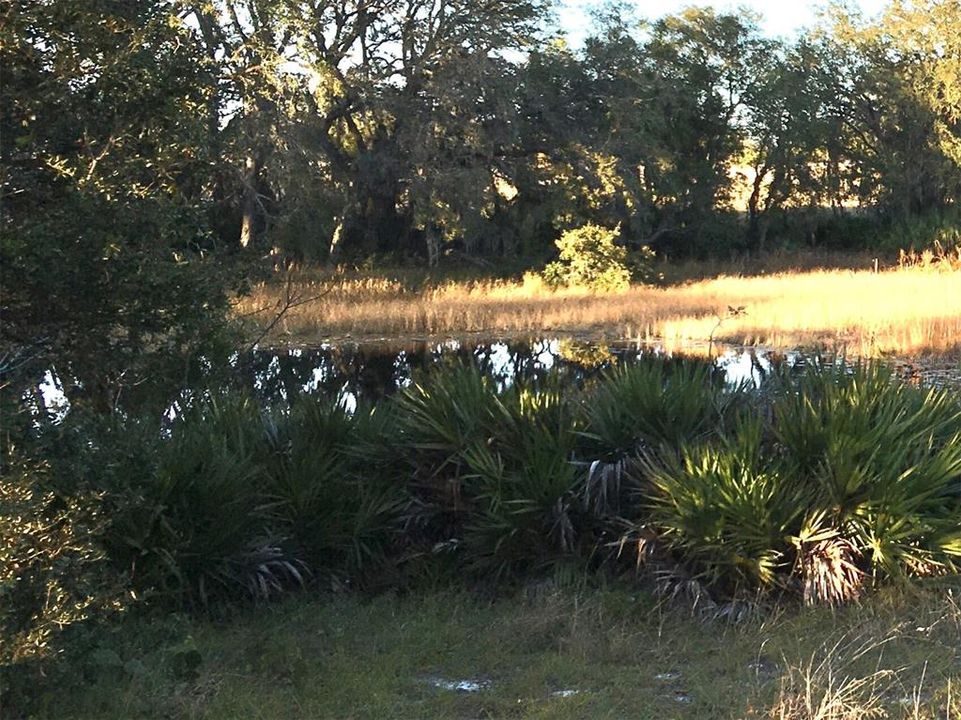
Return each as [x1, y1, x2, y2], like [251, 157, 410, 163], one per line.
[236, 264, 961, 356]
[25, 583, 961, 719]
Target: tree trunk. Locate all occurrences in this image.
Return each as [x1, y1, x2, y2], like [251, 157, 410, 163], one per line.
[239, 153, 260, 248]
[747, 166, 765, 250]
[328, 215, 345, 263]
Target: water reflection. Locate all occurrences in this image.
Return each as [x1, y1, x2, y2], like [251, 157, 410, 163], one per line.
[234, 339, 807, 409]
[29, 339, 813, 423]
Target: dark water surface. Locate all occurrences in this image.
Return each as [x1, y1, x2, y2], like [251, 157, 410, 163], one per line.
[231, 339, 802, 412]
[36, 339, 807, 422]
[39, 336, 956, 422]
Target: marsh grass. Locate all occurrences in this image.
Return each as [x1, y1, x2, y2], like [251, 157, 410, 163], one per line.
[27, 582, 961, 719]
[235, 266, 961, 355]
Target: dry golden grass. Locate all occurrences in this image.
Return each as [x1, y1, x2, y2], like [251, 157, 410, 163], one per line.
[235, 266, 961, 355]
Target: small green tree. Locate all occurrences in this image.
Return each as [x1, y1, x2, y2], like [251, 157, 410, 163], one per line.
[542, 224, 654, 291]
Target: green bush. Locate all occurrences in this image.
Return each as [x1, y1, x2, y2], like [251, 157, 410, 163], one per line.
[0, 457, 121, 667]
[6, 355, 961, 630]
[118, 396, 296, 607]
[460, 384, 581, 580]
[641, 417, 808, 594]
[577, 360, 746, 519]
[772, 364, 961, 585]
[394, 366, 585, 581]
[263, 398, 402, 587]
[877, 208, 961, 253]
[393, 366, 506, 547]
[542, 223, 655, 291]
[623, 363, 961, 604]
[581, 360, 744, 457]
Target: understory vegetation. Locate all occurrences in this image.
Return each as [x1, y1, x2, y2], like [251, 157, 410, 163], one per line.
[4, 359, 961, 714]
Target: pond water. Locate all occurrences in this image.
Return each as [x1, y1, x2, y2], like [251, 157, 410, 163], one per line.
[34, 337, 955, 423]
[35, 339, 804, 422]
[231, 339, 804, 413]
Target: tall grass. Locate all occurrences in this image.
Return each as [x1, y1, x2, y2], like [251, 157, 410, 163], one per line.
[235, 265, 961, 355]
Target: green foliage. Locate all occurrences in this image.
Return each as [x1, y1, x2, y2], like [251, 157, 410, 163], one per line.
[642, 418, 808, 593]
[581, 360, 743, 456]
[771, 364, 961, 582]
[395, 366, 504, 486]
[577, 360, 747, 520]
[394, 367, 581, 578]
[0, 456, 120, 667]
[109, 396, 296, 607]
[263, 398, 402, 586]
[5, 353, 961, 701]
[459, 384, 581, 580]
[624, 362, 961, 603]
[542, 224, 654, 291]
[2, 0, 236, 413]
[877, 208, 961, 253]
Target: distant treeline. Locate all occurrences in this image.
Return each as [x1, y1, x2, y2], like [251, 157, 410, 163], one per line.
[4, 0, 960, 266]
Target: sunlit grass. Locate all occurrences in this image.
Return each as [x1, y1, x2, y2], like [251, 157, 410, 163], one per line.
[235, 265, 961, 355]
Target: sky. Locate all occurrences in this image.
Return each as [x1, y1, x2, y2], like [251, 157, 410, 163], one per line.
[556, 0, 890, 45]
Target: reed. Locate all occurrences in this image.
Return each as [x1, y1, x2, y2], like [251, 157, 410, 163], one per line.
[235, 266, 961, 355]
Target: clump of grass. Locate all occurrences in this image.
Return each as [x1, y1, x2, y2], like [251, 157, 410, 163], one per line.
[113, 394, 288, 607]
[774, 364, 961, 585]
[769, 635, 897, 720]
[576, 359, 747, 525]
[581, 359, 744, 456]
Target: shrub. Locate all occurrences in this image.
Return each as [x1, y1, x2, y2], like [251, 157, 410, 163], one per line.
[772, 364, 961, 585]
[8, 355, 961, 618]
[263, 397, 402, 587]
[393, 366, 506, 545]
[618, 363, 961, 605]
[578, 360, 746, 518]
[75, 395, 302, 608]
[877, 208, 961, 253]
[542, 223, 654, 291]
[0, 457, 121, 668]
[459, 384, 581, 580]
[639, 418, 808, 594]
[581, 360, 742, 457]
[393, 365, 585, 581]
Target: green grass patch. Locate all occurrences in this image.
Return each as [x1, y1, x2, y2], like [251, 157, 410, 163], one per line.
[18, 583, 961, 719]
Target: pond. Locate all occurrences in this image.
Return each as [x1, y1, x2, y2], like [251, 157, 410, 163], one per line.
[32, 337, 955, 423]
[232, 339, 803, 412]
